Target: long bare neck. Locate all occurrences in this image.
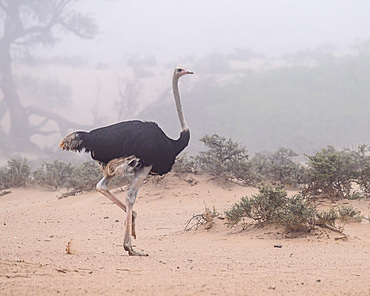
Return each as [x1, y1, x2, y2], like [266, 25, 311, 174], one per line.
[172, 76, 188, 131]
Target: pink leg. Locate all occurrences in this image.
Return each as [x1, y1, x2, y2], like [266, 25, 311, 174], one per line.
[96, 176, 137, 238]
[123, 166, 151, 256]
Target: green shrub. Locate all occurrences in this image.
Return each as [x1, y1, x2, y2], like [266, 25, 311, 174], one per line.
[358, 164, 370, 197]
[62, 161, 131, 192]
[195, 134, 254, 185]
[0, 158, 30, 189]
[350, 144, 370, 198]
[172, 153, 197, 174]
[225, 184, 316, 232]
[337, 205, 362, 222]
[0, 167, 7, 190]
[33, 160, 73, 189]
[303, 147, 356, 199]
[248, 184, 289, 222]
[65, 161, 102, 191]
[316, 208, 339, 226]
[251, 147, 305, 187]
[303, 145, 370, 199]
[224, 196, 252, 227]
[275, 195, 316, 232]
[316, 205, 362, 226]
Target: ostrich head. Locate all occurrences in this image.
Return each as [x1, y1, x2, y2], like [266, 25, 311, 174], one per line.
[173, 66, 193, 78]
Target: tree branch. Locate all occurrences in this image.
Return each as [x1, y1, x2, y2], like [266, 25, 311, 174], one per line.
[0, 99, 6, 120]
[0, 1, 6, 10]
[54, 0, 73, 16]
[26, 105, 92, 136]
[7, 0, 94, 44]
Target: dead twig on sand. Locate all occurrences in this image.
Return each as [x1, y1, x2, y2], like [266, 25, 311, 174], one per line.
[184, 208, 214, 231]
[184, 214, 206, 231]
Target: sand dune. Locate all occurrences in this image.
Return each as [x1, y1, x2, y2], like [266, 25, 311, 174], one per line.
[1, 173, 369, 295]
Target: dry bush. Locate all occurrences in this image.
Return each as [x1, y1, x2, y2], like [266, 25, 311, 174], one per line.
[316, 208, 339, 227]
[185, 205, 219, 231]
[33, 160, 73, 189]
[275, 194, 316, 232]
[303, 145, 370, 199]
[225, 184, 316, 232]
[172, 153, 197, 174]
[251, 148, 305, 187]
[0, 158, 30, 189]
[337, 205, 362, 222]
[195, 134, 255, 185]
[65, 161, 102, 191]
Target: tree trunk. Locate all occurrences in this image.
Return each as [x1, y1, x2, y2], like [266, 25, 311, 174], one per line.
[0, 39, 32, 151]
[0, 0, 97, 154]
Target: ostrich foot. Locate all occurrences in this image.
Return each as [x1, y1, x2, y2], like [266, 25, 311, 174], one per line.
[124, 243, 148, 256]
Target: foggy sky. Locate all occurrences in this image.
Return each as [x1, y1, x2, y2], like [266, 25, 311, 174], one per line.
[40, 0, 370, 63]
[2, 0, 370, 159]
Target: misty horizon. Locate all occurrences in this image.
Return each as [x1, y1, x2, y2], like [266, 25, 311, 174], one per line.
[32, 0, 370, 63]
[1, 0, 370, 164]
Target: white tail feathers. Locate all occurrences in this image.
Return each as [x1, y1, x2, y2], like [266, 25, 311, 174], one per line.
[60, 132, 84, 152]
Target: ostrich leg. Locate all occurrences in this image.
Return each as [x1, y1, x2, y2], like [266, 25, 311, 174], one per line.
[124, 165, 152, 256]
[96, 176, 138, 238]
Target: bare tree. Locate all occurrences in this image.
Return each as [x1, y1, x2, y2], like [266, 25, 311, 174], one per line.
[116, 77, 141, 121]
[0, 0, 97, 153]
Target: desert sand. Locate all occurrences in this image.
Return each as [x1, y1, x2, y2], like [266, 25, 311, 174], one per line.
[1, 173, 369, 295]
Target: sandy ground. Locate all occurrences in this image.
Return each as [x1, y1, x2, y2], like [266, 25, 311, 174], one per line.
[1, 173, 369, 296]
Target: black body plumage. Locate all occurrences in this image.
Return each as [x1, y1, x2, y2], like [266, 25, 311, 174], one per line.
[65, 120, 190, 175]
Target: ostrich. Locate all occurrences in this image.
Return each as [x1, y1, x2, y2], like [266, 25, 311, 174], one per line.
[60, 66, 193, 256]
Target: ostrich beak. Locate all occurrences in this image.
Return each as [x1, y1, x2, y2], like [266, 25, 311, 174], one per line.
[186, 70, 194, 74]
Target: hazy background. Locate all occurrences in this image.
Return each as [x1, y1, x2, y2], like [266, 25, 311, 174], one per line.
[39, 0, 370, 62]
[2, 0, 370, 163]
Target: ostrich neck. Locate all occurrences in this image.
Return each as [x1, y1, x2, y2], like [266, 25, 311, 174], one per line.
[172, 76, 188, 131]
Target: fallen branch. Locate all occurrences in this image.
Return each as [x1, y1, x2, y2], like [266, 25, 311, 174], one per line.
[184, 214, 206, 232]
[184, 207, 215, 232]
[0, 190, 11, 196]
[57, 189, 82, 199]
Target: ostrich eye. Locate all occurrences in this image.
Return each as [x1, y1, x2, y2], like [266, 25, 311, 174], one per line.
[177, 68, 182, 72]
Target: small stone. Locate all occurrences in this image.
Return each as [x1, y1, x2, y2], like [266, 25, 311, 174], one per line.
[274, 244, 282, 248]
